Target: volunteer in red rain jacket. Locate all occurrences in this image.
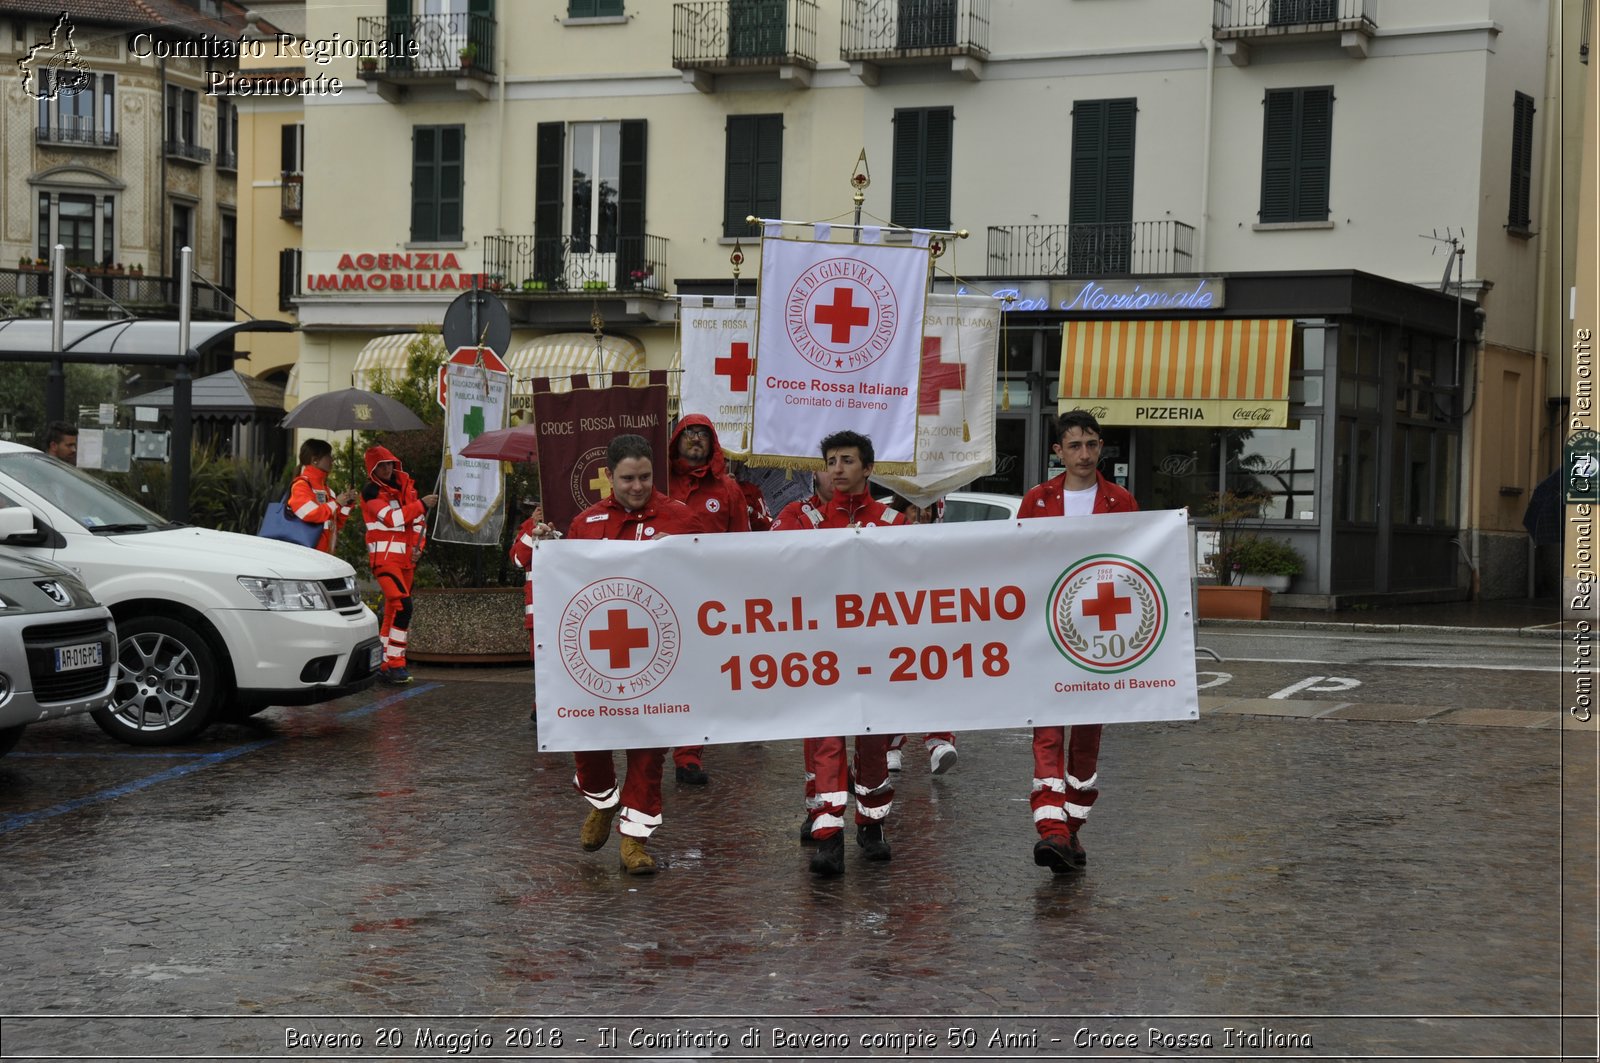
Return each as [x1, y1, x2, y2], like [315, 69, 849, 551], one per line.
[565, 434, 703, 876]
[361, 444, 437, 685]
[288, 438, 357, 554]
[509, 501, 560, 722]
[665, 413, 749, 784]
[785, 430, 902, 877]
[1017, 409, 1138, 876]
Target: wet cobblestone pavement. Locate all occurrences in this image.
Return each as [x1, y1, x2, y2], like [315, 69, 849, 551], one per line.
[0, 666, 1594, 1061]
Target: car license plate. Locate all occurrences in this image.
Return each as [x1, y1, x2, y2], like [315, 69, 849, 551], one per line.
[368, 646, 382, 671]
[55, 641, 103, 672]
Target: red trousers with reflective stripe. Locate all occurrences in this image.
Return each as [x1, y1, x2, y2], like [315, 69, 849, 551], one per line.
[1030, 723, 1102, 840]
[805, 733, 892, 839]
[573, 748, 665, 831]
[375, 568, 414, 669]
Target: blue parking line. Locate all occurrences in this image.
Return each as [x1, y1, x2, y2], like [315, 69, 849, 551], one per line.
[0, 682, 442, 836]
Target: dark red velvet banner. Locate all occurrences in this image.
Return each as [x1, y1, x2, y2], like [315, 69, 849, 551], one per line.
[532, 371, 670, 532]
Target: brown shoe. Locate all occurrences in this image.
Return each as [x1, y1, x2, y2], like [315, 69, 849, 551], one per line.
[580, 806, 617, 851]
[619, 836, 657, 875]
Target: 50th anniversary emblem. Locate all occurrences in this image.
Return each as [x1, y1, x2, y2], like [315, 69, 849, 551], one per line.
[1048, 555, 1167, 673]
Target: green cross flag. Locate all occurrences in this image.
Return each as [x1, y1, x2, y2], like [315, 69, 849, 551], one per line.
[462, 405, 486, 441]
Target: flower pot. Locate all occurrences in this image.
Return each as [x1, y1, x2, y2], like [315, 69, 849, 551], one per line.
[1197, 584, 1272, 620]
[1236, 573, 1291, 593]
[407, 586, 528, 663]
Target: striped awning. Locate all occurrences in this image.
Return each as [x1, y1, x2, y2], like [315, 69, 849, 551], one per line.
[1059, 319, 1295, 428]
[505, 333, 645, 392]
[352, 333, 422, 389]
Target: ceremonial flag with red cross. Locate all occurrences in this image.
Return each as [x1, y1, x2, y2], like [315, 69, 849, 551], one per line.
[750, 237, 930, 473]
[531, 371, 672, 532]
[871, 293, 1003, 507]
[678, 296, 757, 457]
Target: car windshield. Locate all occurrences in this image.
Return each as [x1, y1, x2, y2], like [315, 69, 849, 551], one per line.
[0, 452, 170, 532]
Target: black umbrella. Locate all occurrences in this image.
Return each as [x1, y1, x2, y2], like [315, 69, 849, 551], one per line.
[280, 388, 427, 432]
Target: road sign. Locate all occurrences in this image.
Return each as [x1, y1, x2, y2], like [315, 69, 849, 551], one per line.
[437, 345, 510, 409]
[441, 288, 511, 359]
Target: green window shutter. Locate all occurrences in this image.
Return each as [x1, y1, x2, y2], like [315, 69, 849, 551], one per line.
[890, 107, 953, 229]
[618, 119, 648, 286]
[724, 114, 784, 237]
[1295, 87, 1333, 222]
[1102, 99, 1136, 224]
[411, 126, 436, 242]
[438, 125, 464, 241]
[1259, 90, 1297, 222]
[1509, 91, 1535, 231]
[570, 0, 621, 16]
[534, 122, 564, 282]
[1070, 98, 1135, 272]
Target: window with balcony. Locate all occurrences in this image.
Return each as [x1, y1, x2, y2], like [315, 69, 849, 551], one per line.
[1508, 91, 1535, 234]
[1068, 98, 1136, 273]
[1259, 86, 1333, 224]
[36, 190, 117, 267]
[411, 124, 464, 242]
[529, 120, 651, 289]
[36, 71, 117, 147]
[171, 202, 194, 278]
[164, 86, 209, 163]
[890, 106, 952, 230]
[1268, 0, 1338, 25]
[216, 99, 238, 171]
[723, 114, 782, 237]
[220, 212, 237, 293]
[281, 122, 304, 221]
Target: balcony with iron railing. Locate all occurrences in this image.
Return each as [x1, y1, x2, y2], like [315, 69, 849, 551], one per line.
[279, 248, 302, 311]
[216, 150, 238, 172]
[355, 11, 496, 101]
[1213, 0, 1377, 62]
[0, 267, 233, 320]
[986, 221, 1195, 277]
[280, 173, 303, 222]
[483, 234, 669, 298]
[673, 0, 818, 91]
[35, 123, 118, 149]
[164, 139, 211, 164]
[840, 0, 989, 81]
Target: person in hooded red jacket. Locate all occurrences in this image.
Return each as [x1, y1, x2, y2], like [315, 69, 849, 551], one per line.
[566, 434, 702, 876]
[784, 430, 902, 877]
[361, 444, 438, 685]
[1018, 410, 1138, 876]
[288, 438, 358, 554]
[664, 413, 749, 785]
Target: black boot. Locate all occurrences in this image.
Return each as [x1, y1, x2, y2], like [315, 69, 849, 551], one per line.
[809, 832, 844, 876]
[856, 822, 892, 862]
[799, 816, 816, 846]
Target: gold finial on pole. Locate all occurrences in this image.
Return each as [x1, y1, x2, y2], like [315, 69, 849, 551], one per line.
[730, 239, 744, 283]
[851, 149, 870, 208]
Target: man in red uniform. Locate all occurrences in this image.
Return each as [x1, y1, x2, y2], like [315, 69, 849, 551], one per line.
[565, 433, 702, 875]
[664, 414, 749, 785]
[787, 430, 902, 876]
[1018, 410, 1137, 875]
[289, 438, 357, 554]
[729, 460, 773, 531]
[361, 444, 438, 685]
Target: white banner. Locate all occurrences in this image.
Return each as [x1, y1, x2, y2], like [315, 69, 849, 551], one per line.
[679, 296, 757, 458]
[750, 237, 930, 472]
[531, 511, 1199, 751]
[872, 293, 1002, 507]
[441, 362, 509, 535]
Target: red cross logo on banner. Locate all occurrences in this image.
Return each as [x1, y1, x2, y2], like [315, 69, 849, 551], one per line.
[813, 287, 871, 344]
[714, 341, 755, 393]
[1081, 581, 1133, 632]
[588, 607, 650, 668]
[918, 336, 965, 415]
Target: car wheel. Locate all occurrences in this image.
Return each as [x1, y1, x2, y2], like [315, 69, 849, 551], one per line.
[0, 724, 23, 758]
[92, 616, 218, 745]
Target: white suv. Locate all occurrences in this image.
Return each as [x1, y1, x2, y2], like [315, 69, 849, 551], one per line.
[0, 442, 382, 745]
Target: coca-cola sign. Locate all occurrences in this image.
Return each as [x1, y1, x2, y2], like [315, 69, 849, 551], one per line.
[1232, 407, 1275, 423]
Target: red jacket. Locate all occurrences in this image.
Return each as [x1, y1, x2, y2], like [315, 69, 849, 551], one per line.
[739, 479, 773, 532]
[1019, 471, 1139, 519]
[566, 491, 703, 541]
[510, 517, 537, 630]
[360, 444, 428, 572]
[816, 487, 902, 529]
[771, 492, 826, 531]
[667, 414, 750, 533]
[287, 464, 350, 554]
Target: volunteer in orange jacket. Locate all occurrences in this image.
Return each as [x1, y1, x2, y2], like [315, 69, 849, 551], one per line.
[789, 430, 902, 877]
[361, 444, 437, 685]
[566, 434, 703, 875]
[1017, 409, 1138, 876]
[288, 438, 357, 554]
[664, 413, 749, 785]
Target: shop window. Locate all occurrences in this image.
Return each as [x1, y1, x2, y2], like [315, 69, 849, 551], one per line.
[1229, 422, 1319, 521]
[1334, 419, 1378, 524]
[1141, 428, 1220, 513]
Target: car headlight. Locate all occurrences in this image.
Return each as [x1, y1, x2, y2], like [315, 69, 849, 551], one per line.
[237, 576, 331, 611]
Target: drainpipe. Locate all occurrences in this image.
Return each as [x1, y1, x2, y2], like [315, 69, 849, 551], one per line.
[1528, 0, 1564, 596]
[496, 12, 507, 239]
[1196, 34, 1217, 271]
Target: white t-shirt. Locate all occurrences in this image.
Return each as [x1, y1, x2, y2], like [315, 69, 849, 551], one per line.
[1062, 484, 1098, 517]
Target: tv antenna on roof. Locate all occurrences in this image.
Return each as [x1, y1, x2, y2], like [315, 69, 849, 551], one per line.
[1419, 227, 1465, 293]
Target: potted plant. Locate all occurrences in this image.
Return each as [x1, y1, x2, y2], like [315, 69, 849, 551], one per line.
[1229, 536, 1304, 593]
[130, 262, 144, 276]
[458, 41, 478, 69]
[521, 276, 536, 292]
[1195, 489, 1273, 619]
[359, 56, 378, 73]
[18, 256, 32, 270]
